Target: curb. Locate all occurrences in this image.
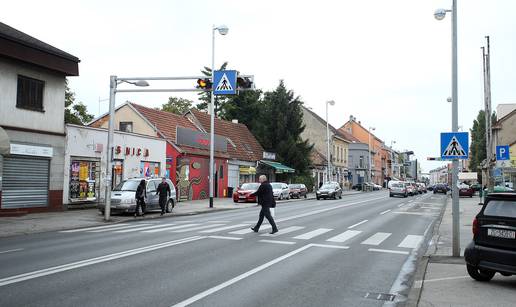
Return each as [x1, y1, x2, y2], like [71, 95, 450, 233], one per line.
[405, 196, 449, 307]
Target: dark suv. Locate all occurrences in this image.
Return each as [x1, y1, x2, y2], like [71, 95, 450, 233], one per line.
[433, 184, 448, 194]
[464, 193, 516, 281]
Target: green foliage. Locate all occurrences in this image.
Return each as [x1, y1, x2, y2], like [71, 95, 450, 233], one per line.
[159, 97, 193, 115]
[196, 62, 228, 114]
[219, 90, 263, 132]
[257, 81, 313, 176]
[469, 110, 497, 171]
[64, 79, 94, 125]
[292, 174, 315, 192]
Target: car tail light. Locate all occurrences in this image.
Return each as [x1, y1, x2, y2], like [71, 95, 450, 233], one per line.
[472, 218, 479, 236]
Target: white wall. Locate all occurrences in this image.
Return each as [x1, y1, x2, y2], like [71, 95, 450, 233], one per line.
[63, 125, 167, 204]
[0, 59, 66, 134]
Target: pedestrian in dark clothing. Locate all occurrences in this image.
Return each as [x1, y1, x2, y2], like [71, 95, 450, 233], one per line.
[250, 175, 278, 234]
[134, 179, 146, 217]
[156, 178, 171, 216]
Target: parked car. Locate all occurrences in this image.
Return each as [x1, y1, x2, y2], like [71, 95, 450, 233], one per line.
[316, 182, 342, 200]
[405, 183, 416, 196]
[363, 182, 375, 191]
[464, 192, 516, 281]
[233, 182, 260, 203]
[433, 184, 448, 194]
[427, 185, 435, 191]
[418, 183, 427, 193]
[459, 184, 475, 198]
[289, 183, 308, 199]
[271, 182, 290, 200]
[373, 183, 382, 191]
[352, 183, 363, 191]
[389, 182, 408, 198]
[99, 178, 176, 215]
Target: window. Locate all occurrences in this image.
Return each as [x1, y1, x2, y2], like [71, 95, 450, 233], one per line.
[119, 122, 133, 133]
[16, 75, 45, 111]
[484, 200, 516, 218]
[219, 165, 224, 179]
[359, 156, 364, 168]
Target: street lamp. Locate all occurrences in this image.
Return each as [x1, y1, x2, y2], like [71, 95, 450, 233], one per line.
[435, 0, 460, 257]
[325, 100, 335, 182]
[368, 127, 376, 184]
[390, 140, 396, 178]
[209, 24, 229, 208]
[104, 77, 149, 221]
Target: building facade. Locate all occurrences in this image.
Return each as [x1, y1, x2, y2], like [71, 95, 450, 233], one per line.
[63, 125, 167, 206]
[0, 22, 79, 213]
[347, 142, 370, 186]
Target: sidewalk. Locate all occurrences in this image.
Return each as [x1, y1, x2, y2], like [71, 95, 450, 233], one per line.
[414, 195, 516, 307]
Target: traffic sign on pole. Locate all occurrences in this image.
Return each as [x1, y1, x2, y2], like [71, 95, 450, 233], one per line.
[213, 70, 237, 95]
[496, 145, 510, 161]
[440, 132, 469, 160]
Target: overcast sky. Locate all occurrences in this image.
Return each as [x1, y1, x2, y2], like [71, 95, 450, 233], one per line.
[2, 0, 515, 172]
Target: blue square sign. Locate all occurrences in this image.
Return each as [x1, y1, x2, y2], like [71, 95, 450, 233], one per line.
[440, 132, 469, 160]
[213, 70, 237, 95]
[496, 145, 510, 160]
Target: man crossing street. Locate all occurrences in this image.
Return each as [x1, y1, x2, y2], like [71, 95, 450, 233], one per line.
[250, 175, 279, 234]
[156, 178, 171, 216]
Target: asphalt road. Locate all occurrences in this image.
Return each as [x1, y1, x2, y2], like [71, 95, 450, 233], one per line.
[0, 190, 446, 307]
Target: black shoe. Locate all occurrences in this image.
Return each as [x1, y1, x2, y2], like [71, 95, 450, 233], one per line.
[251, 227, 258, 233]
[160, 213, 164, 216]
[270, 229, 279, 234]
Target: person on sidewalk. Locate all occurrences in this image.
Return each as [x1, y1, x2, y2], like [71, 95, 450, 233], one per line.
[250, 175, 278, 234]
[156, 177, 171, 216]
[134, 179, 146, 218]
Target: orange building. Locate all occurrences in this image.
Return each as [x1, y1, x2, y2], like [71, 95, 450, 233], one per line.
[340, 116, 385, 185]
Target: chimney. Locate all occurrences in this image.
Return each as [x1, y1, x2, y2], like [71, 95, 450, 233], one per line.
[358, 121, 361, 125]
[232, 119, 238, 124]
[349, 115, 354, 122]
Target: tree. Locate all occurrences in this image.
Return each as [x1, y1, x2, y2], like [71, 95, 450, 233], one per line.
[258, 81, 313, 176]
[469, 110, 497, 172]
[158, 97, 193, 115]
[196, 62, 228, 115]
[65, 79, 94, 125]
[219, 89, 262, 132]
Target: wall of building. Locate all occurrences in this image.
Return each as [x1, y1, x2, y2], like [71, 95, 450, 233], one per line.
[63, 125, 167, 205]
[98, 105, 158, 137]
[0, 58, 66, 134]
[348, 142, 369, 185]
[301, 108, 334, 157]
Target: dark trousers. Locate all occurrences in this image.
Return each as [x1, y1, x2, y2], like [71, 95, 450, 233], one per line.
[254, 207, 278, 231]
[159, 196, 168, 214]
[135, 198, 146, 216]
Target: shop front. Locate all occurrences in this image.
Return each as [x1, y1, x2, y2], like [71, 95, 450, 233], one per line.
[63, 125, 166, 206]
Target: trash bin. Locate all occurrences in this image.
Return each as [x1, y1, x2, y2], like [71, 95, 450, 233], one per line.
[227, 187, 234, 198]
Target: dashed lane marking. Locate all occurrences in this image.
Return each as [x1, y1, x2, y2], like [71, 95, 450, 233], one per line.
[368, 248, 409, 255]
[326, 230, 362, 243]
[259, 239, 296, 245]
[398, 235, 424, 249]
[208, 236, 243, 241]
[361, 232, 392, 246]
[380, 209, 391, 215]
[348, 220, 368, 229]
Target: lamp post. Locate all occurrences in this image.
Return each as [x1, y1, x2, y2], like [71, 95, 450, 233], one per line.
[209, 24, 229, 208]
[326, 100, 335, 182]
[368, 127, 376, 184]
[435, 0, 460, 257]
[390, 140, 396, 178]
[104, 77, 149, 221]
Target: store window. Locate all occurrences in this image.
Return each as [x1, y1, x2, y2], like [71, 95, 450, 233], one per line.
[69, 160, 100, 201]
[112, 160, 124, 189]
[140, 161, 160, 178]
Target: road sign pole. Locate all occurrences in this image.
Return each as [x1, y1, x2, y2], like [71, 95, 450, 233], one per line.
[451, 0, 460, 257]
[209, 25, 215, 208]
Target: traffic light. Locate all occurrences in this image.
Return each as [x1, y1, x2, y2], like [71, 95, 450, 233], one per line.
[237, 76, 253, 89]
[196, 78, 212, 90]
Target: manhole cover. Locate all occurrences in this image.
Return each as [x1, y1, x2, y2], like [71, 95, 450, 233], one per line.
[364, 292, 396, 301]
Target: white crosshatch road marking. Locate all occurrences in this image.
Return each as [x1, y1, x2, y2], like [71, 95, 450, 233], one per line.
[230, 225, 271, 235]
[261, 226, 304, 237]
[114, 223, 176, 233]
[172, 224, 225, 233]
[200, 224, 249, 233]
[89, 224, 153, 233]
[60, 223, 131, 233]
[143, 224, 200, 233]
[361, 232, 392, 246]
[326, 230, 362, 243]
[398, 235, 424, 249]
[293, 228, 333, 240]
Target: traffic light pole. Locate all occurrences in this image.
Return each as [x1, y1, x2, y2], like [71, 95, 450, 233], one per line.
[209, 27, 216, 208]
[451, 0, 460, 257]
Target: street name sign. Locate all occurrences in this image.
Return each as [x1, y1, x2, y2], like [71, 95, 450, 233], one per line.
[496, 145, 510, 161]
[440, 132, 469, 160]
[213, 70, 237, 95]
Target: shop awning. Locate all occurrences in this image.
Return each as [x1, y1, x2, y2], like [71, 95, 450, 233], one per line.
[260, 160, 295, 174]
[239, 166, 256, 175]
[0, 126, 9, 155]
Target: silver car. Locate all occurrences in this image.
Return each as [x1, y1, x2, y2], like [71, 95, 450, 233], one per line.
[271, 182, 290, 200]
[98, 178, 177, 215]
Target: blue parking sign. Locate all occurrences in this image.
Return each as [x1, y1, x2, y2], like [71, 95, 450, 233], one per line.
[440, 132, 469, 160]
[496, 145, 510, 160]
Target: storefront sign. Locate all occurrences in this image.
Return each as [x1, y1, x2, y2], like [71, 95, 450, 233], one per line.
[176, 127, 227, 152]
[115, 146, 149, 157]
[263, 151, 276, 160]
[10, 143, 53, 157]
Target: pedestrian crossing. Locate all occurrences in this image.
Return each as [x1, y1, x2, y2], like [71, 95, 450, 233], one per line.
[60, 221, 425, 252]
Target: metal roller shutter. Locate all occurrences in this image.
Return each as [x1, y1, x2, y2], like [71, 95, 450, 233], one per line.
[228, 164, 239, 188]
[2, 156, 49, 208]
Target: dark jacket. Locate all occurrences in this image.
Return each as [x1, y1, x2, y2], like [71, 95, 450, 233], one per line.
[250, 181, 276, 208]
[135, 184, 146, 200]
[156, 182, 171, 198]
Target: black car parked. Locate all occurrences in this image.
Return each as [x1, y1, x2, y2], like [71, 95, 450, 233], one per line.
[465, 192, 516, 281]
[433, 184, 448, 194]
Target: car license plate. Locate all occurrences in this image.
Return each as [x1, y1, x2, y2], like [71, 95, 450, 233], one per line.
[488, 228, 516, 239]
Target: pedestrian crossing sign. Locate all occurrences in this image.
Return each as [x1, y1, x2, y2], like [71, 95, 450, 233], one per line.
[440, 132, 469, 160]
[213, 70, 237, 95]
